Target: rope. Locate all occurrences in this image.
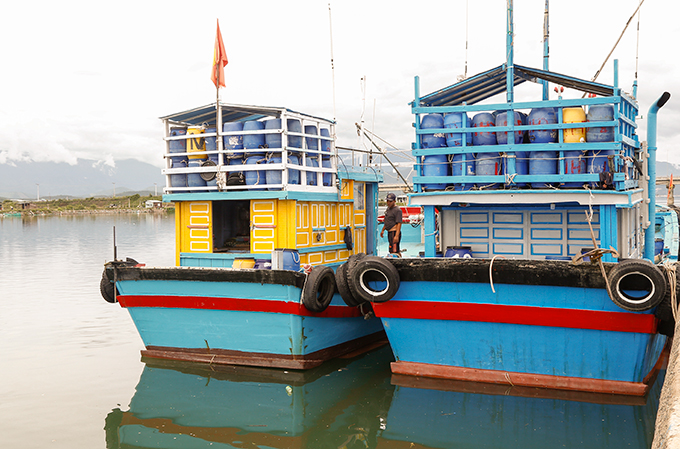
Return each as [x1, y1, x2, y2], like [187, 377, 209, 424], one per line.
[489, 255, 506, 293]
[572, 189, 619, 301]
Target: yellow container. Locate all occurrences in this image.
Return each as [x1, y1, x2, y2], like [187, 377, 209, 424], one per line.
[187, 126, 206, 159]
[562, 107, 586, 143]
[233, 258, 255, 269]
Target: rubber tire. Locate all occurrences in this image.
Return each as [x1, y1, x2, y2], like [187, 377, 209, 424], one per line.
[348, 256, 400, 303]
[336, 263, 363, 307]
[100, 272, 117, 303]
[607, 260, 666, 311]
[346, 253, 366, 278]
[655, 274, 677, 337]
[302, 266, 336, 313]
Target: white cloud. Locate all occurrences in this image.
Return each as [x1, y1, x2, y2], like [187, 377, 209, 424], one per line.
[0, 0, 678, 173]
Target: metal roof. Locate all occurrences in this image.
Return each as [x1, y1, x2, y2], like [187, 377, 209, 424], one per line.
[416, 64, 615, 107]
[159, 103, 334, 126]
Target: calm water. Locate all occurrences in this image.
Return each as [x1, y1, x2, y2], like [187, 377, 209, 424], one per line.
[0, 213, 663, 448]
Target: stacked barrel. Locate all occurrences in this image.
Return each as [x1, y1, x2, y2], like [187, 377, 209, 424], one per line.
[166, 118, 333, 192]
[418, 102, 616, 191]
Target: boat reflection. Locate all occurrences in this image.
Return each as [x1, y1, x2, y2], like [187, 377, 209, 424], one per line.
[105, 346, 663, 449]
[378, 372, 664, 449]
[105, 344, 395, 449]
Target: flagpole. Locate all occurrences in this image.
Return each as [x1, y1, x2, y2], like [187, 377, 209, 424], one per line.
[215, 19, 225, 171]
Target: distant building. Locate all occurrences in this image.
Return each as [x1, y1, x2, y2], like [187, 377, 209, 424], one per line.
[145, 200, 162, 209]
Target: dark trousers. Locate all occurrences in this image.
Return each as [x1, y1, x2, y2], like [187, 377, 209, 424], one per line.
[388, 230, 401, 254]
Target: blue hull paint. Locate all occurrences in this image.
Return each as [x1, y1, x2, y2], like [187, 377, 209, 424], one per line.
[128, 303, 382, 356]
[383, 315, 664, 383]
[119, 277, 383, 359]
[377, 278, 666, 385]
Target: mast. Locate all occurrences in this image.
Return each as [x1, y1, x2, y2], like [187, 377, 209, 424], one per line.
[542, 0, 549, 100]
[506, 0, 514, 103]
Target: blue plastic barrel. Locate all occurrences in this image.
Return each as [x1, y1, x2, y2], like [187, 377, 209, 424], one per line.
[475, 152, 501, 189]
[471, 113, 497, 146]
[266, 155, 300, 188]
[495, 111, 524, 145]
[243, 121, 265, 154]
[320, 128, 331, 152]
[530, 151, 557, 188]
[169, 128, 188, 188]
[422, 154, 449, 190]
[322, 156, 332, 186]
[588, 150, 615, 174]
[528, 108, 557, 143]
[445, 246, 472, 258]
[264, 119, 282, 149]
[502, 151, 528, 187]
[187, 159, 207, 189]
[223, 122, 244, 158]
[273, 248, 300, 271]
[450, 153, 475, 191]
[586, 104, 615, 142]
[169, 128, 187, 162]
[288, 155, 300, 185]
[266, 155, 283, 190]
[563, 150, 586, 188]
[304, 125, 319, 151]
[287, 119, 302, 149]
[169, 158, 187, 188]
[245, 156, 266, 190]
[421, 114, 446, 149]
[444, 112, 471, 146]
[655, 239, 664, 256]
[204, 127, 218, 163]
[306, 156, 319, 186]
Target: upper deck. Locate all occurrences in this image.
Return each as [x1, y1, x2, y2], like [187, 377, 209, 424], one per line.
[160, 103, 380, 203]
[410, 63, 642, 207]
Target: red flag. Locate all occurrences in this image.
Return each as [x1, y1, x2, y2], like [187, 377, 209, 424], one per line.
[211, 20, 228, 88]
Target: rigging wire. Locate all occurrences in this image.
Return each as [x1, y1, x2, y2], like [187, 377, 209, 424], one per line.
[589, 0, 645, 84]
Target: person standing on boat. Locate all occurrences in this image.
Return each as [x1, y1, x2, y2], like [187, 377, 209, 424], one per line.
[381, 193, 402, 256]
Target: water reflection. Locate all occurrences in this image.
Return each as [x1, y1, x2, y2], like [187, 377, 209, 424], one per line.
[105, 344, 663, 449]
[105, 346, 395, 449]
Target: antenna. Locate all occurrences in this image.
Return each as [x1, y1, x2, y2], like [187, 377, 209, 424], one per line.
[113, 226, 117, 261]
[328, 4, 337, 124]
[542, 0, 549, 100]
[464, 0, 469, 79]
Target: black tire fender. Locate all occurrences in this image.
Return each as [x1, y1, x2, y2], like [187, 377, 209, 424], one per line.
[336, 262, 363, 307]
[100, 271, 117, 303]
[348, 256, 400, 303]
[346, 253, 366, 277]
[607, 260, 666, 311]
[302, 266, 337, 313]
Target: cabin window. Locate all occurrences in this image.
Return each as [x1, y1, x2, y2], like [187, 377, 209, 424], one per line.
[212, 200, 250, 252]
[354, 182, 365, 211]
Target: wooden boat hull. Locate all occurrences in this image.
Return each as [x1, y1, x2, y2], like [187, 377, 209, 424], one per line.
[370, 258, 667, 395]
[109, 266, 384, 369]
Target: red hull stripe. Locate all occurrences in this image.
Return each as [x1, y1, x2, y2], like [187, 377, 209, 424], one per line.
[372, 301, 657, 334]
[118, 295, 362, 318]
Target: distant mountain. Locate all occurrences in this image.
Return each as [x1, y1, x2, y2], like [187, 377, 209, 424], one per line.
[0, 159, 165, 199]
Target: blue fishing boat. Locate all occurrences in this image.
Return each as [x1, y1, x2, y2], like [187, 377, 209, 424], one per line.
[341, 2, 675, 395]
[101, 103, 385, 369]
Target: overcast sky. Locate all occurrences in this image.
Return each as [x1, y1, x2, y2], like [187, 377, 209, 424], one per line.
[0, 0, 678, 171]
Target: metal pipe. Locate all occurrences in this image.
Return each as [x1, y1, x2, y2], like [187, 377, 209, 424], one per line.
[644, 91, 671, 261]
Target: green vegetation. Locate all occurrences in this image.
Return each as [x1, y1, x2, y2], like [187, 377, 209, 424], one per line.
[1, 194, 170, 215]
